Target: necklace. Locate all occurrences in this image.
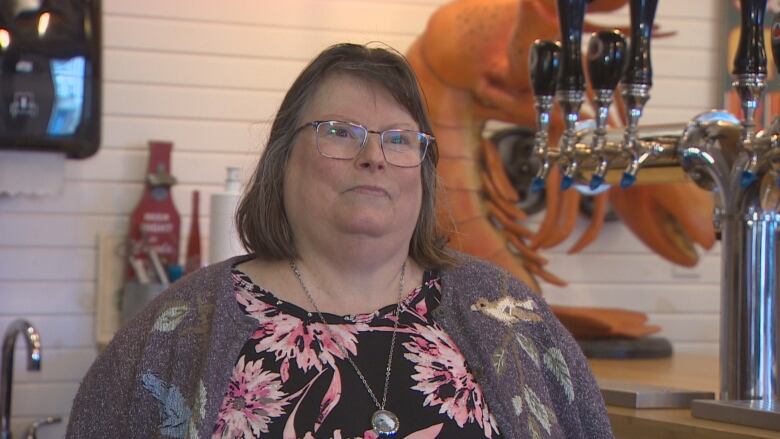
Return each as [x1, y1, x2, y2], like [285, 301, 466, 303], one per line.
[290, 259, 405, 437]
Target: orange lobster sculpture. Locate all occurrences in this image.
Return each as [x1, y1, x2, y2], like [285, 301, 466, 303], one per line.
[407, 0, 717, 295]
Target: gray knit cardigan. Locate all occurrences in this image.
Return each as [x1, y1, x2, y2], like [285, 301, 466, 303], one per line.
[66, 253, 613, 438]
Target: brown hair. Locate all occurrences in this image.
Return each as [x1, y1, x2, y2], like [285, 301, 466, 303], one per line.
[236, 42, 454, 269]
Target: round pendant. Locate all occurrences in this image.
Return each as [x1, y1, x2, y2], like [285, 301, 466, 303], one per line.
[371, 409, 399, 436]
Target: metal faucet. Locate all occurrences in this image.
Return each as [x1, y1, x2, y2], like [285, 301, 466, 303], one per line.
[554, 0, 587, 190]
[23, 417, 61, 439]
[1, 320, 42, 439]
[528, 0, 780, 425]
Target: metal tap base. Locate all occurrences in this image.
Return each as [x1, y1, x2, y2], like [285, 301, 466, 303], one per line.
[691, 399, 780, 431]
[598, 379, 714, 409]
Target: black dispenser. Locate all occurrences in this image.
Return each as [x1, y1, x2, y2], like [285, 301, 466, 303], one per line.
[0, 0, 101, 158]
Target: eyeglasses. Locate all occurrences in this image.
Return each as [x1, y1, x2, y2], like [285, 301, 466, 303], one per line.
[295, 120, 434, 168]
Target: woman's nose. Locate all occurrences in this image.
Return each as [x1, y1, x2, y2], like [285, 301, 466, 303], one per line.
[356, 134, 386, 169]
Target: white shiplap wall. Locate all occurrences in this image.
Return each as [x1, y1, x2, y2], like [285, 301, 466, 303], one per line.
[0, 1, 722, 437]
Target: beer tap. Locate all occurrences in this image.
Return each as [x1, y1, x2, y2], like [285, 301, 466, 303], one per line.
[771, 11, 780, 190]
[734, 0, 768, 188]
[586, 30, 627, 189]
[529, 39, 561, 193]
[619, 0, 659, 188]
[681, 0, 780, 416]
[555, 0, 587, 190]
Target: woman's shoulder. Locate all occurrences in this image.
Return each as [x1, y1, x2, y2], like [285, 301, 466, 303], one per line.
[112, 254, 255, 344]
[438, 250, 537, 301]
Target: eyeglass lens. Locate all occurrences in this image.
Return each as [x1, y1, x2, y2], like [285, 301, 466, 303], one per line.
[316, 121, 427, 167]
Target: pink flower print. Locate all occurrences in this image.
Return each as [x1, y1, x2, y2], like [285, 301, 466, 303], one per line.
[235, 287, 276, 320]
[301, 430, 377, 439]
[234, 285, 369, 374]
[253, 311, 369, 373]
[403, 324, 500, 438]
[300, 425, 442, 439]
[213, 356, 289, 438]
[412, 293, 428, 318]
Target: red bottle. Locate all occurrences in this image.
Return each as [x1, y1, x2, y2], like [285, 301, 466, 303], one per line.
[127, 141, 180, 281]
[184, 190, 202, 274]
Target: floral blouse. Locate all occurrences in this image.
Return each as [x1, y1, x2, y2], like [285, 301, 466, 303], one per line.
[212, 269, 505, 439]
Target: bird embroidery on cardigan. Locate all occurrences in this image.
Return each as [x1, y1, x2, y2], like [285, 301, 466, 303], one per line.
[470, 296, 542, 325]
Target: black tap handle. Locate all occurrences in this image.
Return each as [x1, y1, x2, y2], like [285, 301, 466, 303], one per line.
[587, 30, 627, 91]
[529, 40, 562, 96]
[622, 0, 659, 86]
[772, 12, 780, 74]
[734, 0, 768, 75]
[556, 0, 587, 91]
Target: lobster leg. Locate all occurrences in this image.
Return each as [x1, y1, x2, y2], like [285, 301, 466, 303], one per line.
[480, 138, 521, 203]
[530, 166, 562, 249]
[539, 188, 581, 249]
[568, 192, 609, 254]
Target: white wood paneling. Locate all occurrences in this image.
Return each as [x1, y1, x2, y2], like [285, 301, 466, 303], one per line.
[101, 115, 267, 152]
[544, 253, 720, 284]
[0, 214, 127, 247]
[0, 0, 726, 434]
[104, 83, 284, 121]
[1, 281, 95, 314]
[0, 249, 96, 281]
[103, 15, 417, 59]
[104, 49, 308, 91]
[103, 0, 439, 35]
[12, 348, 97, 383]
[10, 382, 81, 417]
[543, 283, 720, 313]
[65, 148, 257, 184]
[0, 316, 94, 349]
[0, 181, 224, 215]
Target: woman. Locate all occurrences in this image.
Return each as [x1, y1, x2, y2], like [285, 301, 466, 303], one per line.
[67, 43, 612, 438]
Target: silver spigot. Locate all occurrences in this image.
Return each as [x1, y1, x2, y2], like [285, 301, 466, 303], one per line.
[734, 73, 767, 187]
[586, 30, 627, 189]
[554, 0, 587, 190]
[557, 89, 585, 189]
[732, 0, 772, 189]
[23, 417, 61, 439]
[528, 39, 561, 193]
[621, 83, 652, 187]
[1, 320, 42, 439]
[619, 0, 659, 188]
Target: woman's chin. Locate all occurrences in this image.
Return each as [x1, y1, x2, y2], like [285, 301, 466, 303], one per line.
[335, 213, 398, 238]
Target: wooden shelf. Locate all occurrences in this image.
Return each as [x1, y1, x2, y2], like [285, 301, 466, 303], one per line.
[589, 354, 780, 439]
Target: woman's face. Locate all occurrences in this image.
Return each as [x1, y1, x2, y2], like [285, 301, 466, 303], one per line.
[283, 74, 424, 251]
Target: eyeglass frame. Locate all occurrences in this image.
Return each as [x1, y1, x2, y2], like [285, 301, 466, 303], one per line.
[293, 120, 435, 168]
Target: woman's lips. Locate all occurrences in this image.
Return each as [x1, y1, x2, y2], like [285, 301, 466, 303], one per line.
[349, 185, 390, 197]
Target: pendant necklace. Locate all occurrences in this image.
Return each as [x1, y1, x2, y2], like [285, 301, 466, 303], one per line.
[290, 259, 405, 437]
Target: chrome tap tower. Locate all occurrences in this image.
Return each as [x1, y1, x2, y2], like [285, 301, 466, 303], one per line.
[529, 0, 780, 428]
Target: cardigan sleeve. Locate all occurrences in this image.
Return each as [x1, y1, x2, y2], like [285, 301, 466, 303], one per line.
[536, 297, 614, 439]
[65, 308, 157, 438]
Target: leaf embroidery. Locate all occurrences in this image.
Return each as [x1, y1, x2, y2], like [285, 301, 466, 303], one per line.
[523, 386, 552, 435]
[512, 395, 523, 415]
[528, 417, 542, 439]
[181, 296, 215, 338]
[187, 421, 198, 439]
[515, 333, 540, 368]
[153, 302, 189, 332]
[141, 373, 192, 438]
[492, 346, 508, 376]
[193, 380, 206, 421]
[543, 347, 575, 402]
[185, 380, 206, 439]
